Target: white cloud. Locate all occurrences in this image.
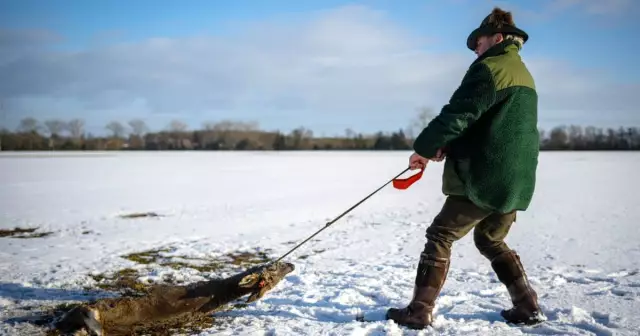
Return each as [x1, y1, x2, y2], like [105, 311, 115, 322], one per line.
[0, 5, 636, 134]
[527, 58, 636, 111]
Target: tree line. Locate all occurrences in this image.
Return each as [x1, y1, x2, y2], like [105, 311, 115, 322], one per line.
[0, 116, 638, 151]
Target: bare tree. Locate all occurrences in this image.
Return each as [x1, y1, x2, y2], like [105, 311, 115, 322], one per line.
[345, 128, 356, 139]
[235, 121, 260, 132]
[548, 126, 568, 149]
[0, 100, 5, 151]
[290, 126, 313, 149]
[0, 100, 8, 151]
[44, 119, 67, 137]
[568, 125, 583, 149]
[168, 120, 188, 132]
[106, 121, 127, 138]
[165, 120, 188, 149]
[67, 119, 85, 139]
[628, 127, 638, 148]
[212, 120, 233, 132]
[18, 117, 40, 133]
[43, 119, 66, 150]
[538, 129, 546, 146]
[202, 121, 216, 131]
[128, 119, 148, 136]
[0, 100, 5, 128]
[414, 107, 435, 129]
[205, 120, 259, 132]
[408, 106, 436, 138]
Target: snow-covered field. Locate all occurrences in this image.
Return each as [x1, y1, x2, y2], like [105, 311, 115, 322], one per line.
[1, 151, 638, 335]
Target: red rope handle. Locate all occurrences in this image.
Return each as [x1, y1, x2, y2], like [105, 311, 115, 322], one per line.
[392, 167, 424, 190]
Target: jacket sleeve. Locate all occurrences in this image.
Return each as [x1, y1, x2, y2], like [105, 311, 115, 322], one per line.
[413, 62, 496, 158]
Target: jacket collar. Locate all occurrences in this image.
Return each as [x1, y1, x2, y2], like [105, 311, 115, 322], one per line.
[472, 39, 520, 65]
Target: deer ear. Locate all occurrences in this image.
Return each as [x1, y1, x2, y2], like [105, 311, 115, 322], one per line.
[238, 273, 260, 288]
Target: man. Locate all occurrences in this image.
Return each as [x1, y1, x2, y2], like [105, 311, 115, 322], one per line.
[386, 7, 546, 329]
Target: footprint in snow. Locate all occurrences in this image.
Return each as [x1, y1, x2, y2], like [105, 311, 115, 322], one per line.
[591, 311, 625, 329]
[610, 288, 633, 297]
[585, 286, 615, 296]
[539, 306, 621, 336]
[473, 286, 505, 298]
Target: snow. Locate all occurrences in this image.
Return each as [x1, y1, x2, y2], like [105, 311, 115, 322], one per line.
[1, 151, 639, 335]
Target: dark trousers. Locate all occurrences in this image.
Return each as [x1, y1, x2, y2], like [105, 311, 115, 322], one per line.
[423, 195, 516, 261]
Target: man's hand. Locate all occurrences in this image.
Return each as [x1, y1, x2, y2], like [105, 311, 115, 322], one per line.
[409, 149, 445, 170]
[432, 148, 446, 162]
[409, 152, 428, 170]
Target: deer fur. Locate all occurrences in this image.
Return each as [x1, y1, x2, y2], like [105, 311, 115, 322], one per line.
[52, 261, 295, 335]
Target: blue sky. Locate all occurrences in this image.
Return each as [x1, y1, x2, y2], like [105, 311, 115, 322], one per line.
[1, 0, 639, 136]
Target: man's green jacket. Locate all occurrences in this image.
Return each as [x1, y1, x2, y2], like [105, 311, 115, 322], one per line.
[413, 40, 539, 214]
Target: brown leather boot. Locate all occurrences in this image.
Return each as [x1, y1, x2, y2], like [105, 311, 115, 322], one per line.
[386, 253, 450, 329]
[491, 250, 546, 325]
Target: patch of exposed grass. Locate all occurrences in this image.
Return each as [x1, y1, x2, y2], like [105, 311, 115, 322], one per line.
[122, 247, 172, 264]
[119, 212, 163, 219]
[226, 250, 272, 266]
[121, 248, 226, 274]
[0, 227, 54, 239]
[87, 246, 275, 298]
[121, 247, 272, 273]
[88, 268, 152, 297]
